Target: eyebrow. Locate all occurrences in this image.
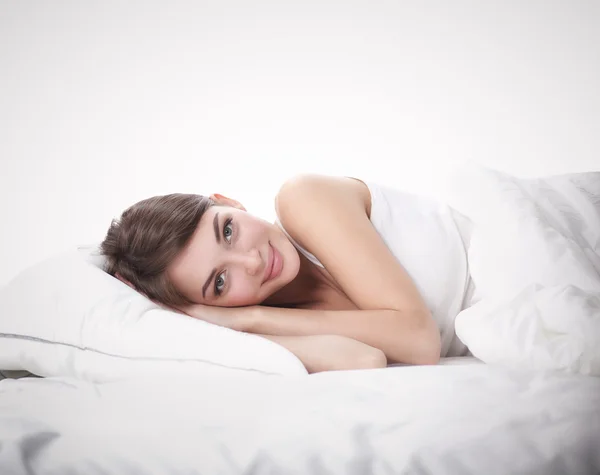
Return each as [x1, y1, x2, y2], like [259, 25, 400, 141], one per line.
[213, 212, 220, 244]
[201, 212, 221, 299]
[202, 268, 217, 300]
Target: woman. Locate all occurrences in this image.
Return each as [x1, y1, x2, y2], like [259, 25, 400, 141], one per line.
[101, 175, 474, 373]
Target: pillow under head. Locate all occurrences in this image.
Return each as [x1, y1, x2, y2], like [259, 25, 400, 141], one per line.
[0, 246, 307, 382]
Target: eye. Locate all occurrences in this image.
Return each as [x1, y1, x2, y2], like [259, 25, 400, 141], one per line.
[223, 219, 233, 243]
[215, 271, 227, 296]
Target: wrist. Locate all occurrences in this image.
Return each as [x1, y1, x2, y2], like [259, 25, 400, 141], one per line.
[239, 305, 263, 333]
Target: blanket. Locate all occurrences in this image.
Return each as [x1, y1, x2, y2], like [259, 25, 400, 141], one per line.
[446, 165, 600, 376]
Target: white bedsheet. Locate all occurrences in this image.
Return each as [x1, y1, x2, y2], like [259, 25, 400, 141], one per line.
[1, 358, 599, 475]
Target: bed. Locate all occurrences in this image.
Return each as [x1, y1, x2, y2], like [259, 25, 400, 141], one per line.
[2, 165, 599, 474]
[1, 357, 599, 474]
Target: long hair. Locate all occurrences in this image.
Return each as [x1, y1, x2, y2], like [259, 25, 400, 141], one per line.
[100, 193, 214, 306]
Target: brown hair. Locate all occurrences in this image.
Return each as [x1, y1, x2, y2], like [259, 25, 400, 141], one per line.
[100, 193, 215, 306]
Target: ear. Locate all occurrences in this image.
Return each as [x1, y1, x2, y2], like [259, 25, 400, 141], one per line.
[210, 193, 246, 211]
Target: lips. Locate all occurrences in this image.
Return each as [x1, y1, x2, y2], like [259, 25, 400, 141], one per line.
[263, 244, 274, 284]
[263, 242, 283, 284]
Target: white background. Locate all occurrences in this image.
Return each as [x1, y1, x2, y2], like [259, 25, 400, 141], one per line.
[1, 1, 598, 286]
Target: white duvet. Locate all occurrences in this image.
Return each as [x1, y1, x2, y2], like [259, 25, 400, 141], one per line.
[446, 166, 600, 376]
[1, 358, 599, 475]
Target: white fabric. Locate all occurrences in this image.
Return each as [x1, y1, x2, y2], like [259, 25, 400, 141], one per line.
[445, 164, 600, 376]
[1, 359, 599, 474]
[366, 180, 472, 357]
[2, 165, 598, 381]
[278, 179, 472, 357]
[0, 247, 307, 382]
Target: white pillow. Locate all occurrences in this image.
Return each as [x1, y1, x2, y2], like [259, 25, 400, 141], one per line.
[0, 246, 308, 382]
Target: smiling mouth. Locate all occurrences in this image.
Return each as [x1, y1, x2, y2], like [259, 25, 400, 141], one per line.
[263, 243, 275, 284]
[263, 242, 283, 284]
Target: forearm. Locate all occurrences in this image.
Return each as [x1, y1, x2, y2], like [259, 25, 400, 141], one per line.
[257, 334, 387, 374]
[250, 306, 441, 365]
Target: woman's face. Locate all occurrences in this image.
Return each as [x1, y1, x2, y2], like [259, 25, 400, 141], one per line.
[167, 197, 301, 307]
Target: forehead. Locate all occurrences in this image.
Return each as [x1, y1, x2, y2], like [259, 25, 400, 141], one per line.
[166, 206, 221, 294]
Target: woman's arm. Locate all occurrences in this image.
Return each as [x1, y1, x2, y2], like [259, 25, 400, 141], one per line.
[180, 303, 438, 365]
[257, 334, 387, 373]
[274, 174, 442, 365]
[254, 306, 437, 365]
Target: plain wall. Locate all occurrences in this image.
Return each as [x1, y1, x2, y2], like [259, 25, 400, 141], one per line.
[1, 1, 599, 286]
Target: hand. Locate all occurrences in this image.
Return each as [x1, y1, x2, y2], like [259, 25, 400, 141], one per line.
[165, 302, 256, 333]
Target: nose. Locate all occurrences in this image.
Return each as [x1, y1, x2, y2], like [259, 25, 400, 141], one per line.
[232, 248, 262, 276]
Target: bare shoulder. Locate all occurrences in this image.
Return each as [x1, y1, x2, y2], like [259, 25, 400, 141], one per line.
[275, 173, 431, 316]
[275, 174, 372, 224]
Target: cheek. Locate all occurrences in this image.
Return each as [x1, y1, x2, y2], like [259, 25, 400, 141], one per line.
[226, 274, 263, 306]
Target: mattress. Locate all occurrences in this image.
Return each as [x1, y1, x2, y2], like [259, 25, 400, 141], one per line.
[0, 357, 599, 474]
